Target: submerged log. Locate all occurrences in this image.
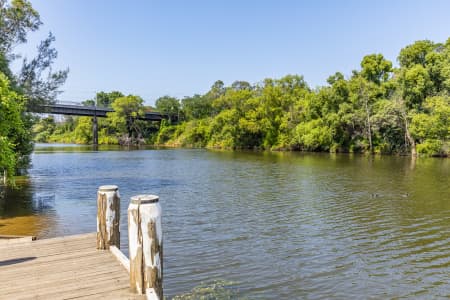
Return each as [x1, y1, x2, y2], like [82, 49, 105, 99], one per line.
[128, 194, 163, 299]
[96, 185, 120, 249]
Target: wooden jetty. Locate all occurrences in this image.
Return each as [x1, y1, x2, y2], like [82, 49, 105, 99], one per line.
[0, 233, 144, 299]
[0, 185, 163, 299]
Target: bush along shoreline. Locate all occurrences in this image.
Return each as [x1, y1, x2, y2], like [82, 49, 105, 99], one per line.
[35, 38, 450, 157]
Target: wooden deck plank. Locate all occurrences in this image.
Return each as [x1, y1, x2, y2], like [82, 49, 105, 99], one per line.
[0, 235, 36, 245]
[2, 274, 128, 297]
[69, 288, 147, 300]
[0, 233, 96, 249]
[1, 273, 127, 296]
[1, 252, 120, 272]
[0, 260, 125, 286]
[4, 239, 94, 252]
[0, 235, 95, 253]
[0, 249, 106, 272]
[0, 233, 139, 299]
[0, 241, 95, 260]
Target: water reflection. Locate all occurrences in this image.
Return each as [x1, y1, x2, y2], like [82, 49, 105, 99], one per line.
[0, 177, 58, 237]
[33, 143, 162, 153]
[0, 144, 449, 299]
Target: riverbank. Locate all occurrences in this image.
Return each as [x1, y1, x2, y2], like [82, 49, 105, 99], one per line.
[33, 36, 450, 159]
[33, 139, 450, 158]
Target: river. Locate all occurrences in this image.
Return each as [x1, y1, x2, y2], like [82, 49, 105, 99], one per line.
[1, 144, 449, 299]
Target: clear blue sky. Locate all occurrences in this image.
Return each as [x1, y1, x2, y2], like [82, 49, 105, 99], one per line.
[15, 0, 450, 106]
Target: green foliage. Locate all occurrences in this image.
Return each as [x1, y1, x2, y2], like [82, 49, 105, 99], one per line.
[41, 94, 158, 146]
[294, 119, 333, 151]
[156, 120, 177, 145]
[151, 39, 449, 157]
[155, 95, 180, 123]
[398, 40, 435, 68]
[0, 0, 67, 181]
[0, 0, 41, 54]
[399, 64, 433, 109]
[410, 96, 450, 156]
[0, 136, 15, 181]
[73, 117, 92, 144]
[360, 54, 393, 84]
[170, 119, 211, 147]
[416, 139, 446, 156]
[0, 72, 25, 182]
[370, 99, 405, 154]
[98, 128, 118, 144]
[18, 32, 68, 110]
[32, 116, 56, 142]
[39, 37, 449, 158]
[182, 94, 213, 120]
[95, 91, 123, 108]
[82, 91, 124, 108]
[109, 95, 145, 139]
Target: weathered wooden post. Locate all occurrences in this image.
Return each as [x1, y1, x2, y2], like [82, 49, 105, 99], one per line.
[128, 195, 163, 299]
[97, 185, 120, 249]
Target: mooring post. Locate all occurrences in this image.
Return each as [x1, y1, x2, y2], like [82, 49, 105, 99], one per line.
[128, 195, 163, 299]
[96, 185, 120, 250]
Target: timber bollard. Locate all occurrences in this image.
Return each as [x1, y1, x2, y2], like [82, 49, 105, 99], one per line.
[97, 185, 120, 249]
[128, 195, 163, 299]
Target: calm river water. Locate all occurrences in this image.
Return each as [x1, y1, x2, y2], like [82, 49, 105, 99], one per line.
[1, 144, 449, 299]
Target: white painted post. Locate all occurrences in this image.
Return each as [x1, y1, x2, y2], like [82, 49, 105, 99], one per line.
[128, 195, 163, 299]
[97, 185, 120, 249]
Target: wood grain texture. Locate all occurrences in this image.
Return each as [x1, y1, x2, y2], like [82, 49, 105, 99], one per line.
[128, 197, 163, 299]
[0, 233, 144, 299]
[97, 187, 120, 250]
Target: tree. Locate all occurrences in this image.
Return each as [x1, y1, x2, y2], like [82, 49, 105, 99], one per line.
[73, 117, 92, 144]
[0, 1, 68, 110]
[207, 80, 225, 99]
[0, 0, 41, 55]
[294, 118, 333, 151]
[398, 40, 435, 68]
[82, 91, 123, 107]
[81, 99, 95, 106]
[155, 96, 180, 122]
[398, 64, 433, 110]
[410, 96, 450, 156]
[0, 0, 67, 177]
[0, 72, 25, 183]
[181, 94, 213, 120]
[258, 75, 309, 149]
[231, 80, 251, 91]
[32, 116, 56, 142]
[108, 95, 145, 140]
[18, 33, 68, 111]
[84, 91, 124, 108]
[360, 54, 393, 84]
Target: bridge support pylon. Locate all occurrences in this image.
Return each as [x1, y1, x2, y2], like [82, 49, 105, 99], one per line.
[92, 115, 98, 145]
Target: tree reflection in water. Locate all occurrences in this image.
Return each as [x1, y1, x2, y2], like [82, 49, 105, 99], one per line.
[0, 177, 56, 237]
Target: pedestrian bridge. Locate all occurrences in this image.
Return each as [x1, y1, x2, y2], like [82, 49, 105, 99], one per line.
[37, 102, 174, 145]
[44, 103, 168, 121]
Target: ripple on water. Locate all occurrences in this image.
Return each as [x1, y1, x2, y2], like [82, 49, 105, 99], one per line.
[2, 149, 450, 299]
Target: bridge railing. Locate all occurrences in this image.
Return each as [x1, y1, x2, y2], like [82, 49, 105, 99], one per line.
[53, 100, 84, 106]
